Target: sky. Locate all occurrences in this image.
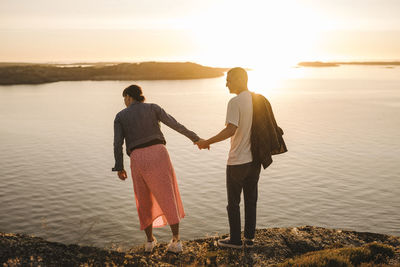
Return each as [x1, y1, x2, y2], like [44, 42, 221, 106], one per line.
[1, 0, 400, 67]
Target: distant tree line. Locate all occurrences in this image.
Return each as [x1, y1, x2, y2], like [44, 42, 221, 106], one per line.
[0, 62, 227, 85]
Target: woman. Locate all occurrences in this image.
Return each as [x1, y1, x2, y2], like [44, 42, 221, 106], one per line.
[112, 84, 200, 253]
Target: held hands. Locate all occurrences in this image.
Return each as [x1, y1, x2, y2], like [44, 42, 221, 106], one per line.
[117, 170, 127, 181]
[195, 138, 210, 150]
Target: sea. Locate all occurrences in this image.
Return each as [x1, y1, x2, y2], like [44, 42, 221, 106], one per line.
[0, 65, 399, 249]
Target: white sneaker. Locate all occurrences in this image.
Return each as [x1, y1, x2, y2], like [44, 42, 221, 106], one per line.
[145, 237, 157, 253]
[167, 239, 183, 253]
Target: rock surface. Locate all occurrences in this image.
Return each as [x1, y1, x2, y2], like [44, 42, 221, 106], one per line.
[1, 226, 400, 266]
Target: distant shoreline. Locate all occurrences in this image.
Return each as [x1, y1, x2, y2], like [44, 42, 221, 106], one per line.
[298, 61, 400, 67]
[0, 62, 228, 85]
[1, 60, 399, 85]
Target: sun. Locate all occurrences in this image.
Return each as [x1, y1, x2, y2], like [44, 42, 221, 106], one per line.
[170, 0, 326, 93]
[183, 1, 321, 70]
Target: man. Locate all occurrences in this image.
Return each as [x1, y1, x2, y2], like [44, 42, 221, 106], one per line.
[196, 67, 287, 249]
[196, 67, 260, 248]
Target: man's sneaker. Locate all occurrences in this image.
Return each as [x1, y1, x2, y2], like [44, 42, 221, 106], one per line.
[217, 237, 242, 249]
[144, 237, 157, 253]
[244, 238, 255, 248]
[167, 239, 183, 253]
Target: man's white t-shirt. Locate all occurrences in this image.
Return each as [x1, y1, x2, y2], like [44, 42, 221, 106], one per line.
[225, 90, 253, 165]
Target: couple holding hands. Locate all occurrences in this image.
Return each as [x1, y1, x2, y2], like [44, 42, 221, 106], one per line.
[112, 67, 287, 253]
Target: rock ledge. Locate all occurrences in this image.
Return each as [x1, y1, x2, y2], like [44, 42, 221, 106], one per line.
[1, 226, 400, 266]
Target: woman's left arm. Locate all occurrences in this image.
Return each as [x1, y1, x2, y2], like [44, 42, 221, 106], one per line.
[153, 104, 200, 143]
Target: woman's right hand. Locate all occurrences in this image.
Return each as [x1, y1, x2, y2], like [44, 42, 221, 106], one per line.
[117, 170, 127, 180]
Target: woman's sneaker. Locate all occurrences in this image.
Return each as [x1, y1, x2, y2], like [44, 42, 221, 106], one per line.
[145, 237, 157, 253]
[217, 237, 242, 249]
[167, 239, 183, 253]
[244, 238, 255, 248]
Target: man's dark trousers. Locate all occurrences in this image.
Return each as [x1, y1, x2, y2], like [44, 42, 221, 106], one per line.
[226, 161, 261, 243]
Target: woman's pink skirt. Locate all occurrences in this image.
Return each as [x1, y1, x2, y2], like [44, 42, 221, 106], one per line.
[130, 144, 185, 230]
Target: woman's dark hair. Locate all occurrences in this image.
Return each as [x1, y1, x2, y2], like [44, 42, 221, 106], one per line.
[122, 84, 145, 102]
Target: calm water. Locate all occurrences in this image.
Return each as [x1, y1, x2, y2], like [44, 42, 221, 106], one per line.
[0, 66, 399, 249]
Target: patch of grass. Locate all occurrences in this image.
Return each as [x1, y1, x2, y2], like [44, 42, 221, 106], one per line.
[279, 242, 395, 267]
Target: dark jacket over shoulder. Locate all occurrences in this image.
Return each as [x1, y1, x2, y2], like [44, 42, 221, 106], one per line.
[250, 93, 287, 169]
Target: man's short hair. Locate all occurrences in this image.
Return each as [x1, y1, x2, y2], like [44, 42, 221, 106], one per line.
[228, 67, 248, 84]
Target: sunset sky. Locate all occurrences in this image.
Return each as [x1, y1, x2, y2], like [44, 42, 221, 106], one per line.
[1, 0, 400, 68]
